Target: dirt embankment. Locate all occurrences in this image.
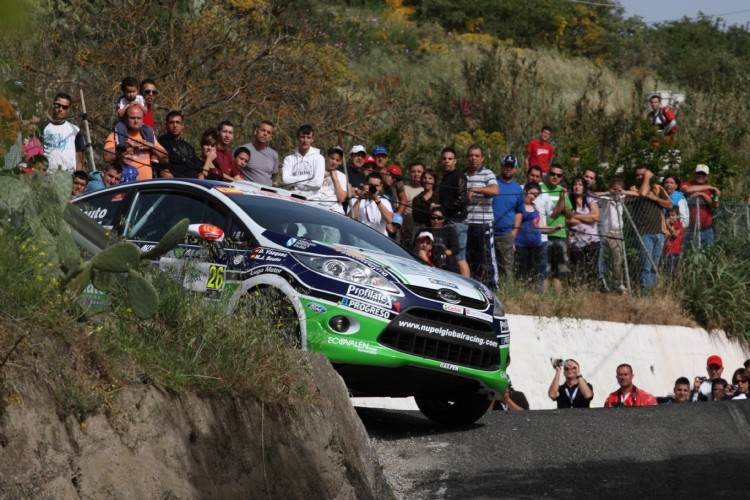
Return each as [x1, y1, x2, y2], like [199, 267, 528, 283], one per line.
[0, 355, 392, 499]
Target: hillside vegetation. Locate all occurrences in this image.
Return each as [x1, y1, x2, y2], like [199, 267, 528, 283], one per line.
[1, 0, 749, 340]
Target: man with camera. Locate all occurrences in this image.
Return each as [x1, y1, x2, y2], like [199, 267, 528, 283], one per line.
[349, 171, 393, 236]
[603, 363, 658, 407]
[548, 358, 594, 408]
[690, 354, 724, 402]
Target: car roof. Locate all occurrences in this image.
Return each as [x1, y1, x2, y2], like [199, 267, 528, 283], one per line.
[75, 178, 306, 201]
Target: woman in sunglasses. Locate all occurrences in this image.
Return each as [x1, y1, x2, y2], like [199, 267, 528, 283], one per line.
[420, 205, 460, 273]
[411, 169, 439, 235]
[723, 368, 750, 400]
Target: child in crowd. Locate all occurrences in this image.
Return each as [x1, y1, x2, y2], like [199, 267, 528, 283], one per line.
[116, 76, 147, 118]
[21, 116, 43, 161]
[662, 207, 684, 277]
[114, 76, 148, 144]
[224, 146, 246, 181]
[114, 143, 139, 184]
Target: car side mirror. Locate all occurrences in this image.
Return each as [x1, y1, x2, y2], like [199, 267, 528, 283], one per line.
[187, 223, 225, 243]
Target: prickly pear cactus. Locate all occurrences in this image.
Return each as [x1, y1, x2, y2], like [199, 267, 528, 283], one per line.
[63, 218, 190, 319]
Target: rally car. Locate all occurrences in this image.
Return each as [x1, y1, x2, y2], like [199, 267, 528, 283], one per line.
[74, 179, 510, 425]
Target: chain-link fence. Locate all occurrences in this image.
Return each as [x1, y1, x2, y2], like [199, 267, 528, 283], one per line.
[442, 187, 748, 293]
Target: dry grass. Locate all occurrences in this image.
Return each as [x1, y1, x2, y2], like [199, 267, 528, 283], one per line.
[502, 287, 699, 328]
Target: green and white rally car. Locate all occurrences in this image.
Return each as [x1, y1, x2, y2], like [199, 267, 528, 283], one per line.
[74, 179, 510, 425]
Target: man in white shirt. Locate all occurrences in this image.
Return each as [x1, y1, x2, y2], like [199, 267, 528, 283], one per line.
[41, 92, 85, 173]
[308, 145, 348, 215]
[281, 124, 325, 198]
[350, 172, 393, 235]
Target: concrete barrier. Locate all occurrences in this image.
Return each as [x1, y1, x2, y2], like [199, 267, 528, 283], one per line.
[352, 314, 750, 411]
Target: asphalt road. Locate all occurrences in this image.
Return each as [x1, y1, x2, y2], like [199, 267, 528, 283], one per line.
[358, 401, 750, 499]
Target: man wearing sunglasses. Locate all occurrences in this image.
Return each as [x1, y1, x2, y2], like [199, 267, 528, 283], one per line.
[41, 92, 85, 173]
[140, 79, 158, 130]
[539, 163, 572, 293]
[680, 164, 720, 249]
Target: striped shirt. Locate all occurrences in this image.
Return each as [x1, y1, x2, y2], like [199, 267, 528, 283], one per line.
[466, 167, 498, 225]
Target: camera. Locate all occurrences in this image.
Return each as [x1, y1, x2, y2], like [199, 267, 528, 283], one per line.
[368, 184, 377, 195]
[556, 359, 563, 368]
[697, 376, 708, 382]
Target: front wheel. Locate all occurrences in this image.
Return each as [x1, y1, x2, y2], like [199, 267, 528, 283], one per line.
[240, 286, 301, 348]
[414, 391, 489, 426]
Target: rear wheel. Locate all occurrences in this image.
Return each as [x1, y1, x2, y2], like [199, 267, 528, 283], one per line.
[240, 286, 301, 348]
[415, 391, 489, 426]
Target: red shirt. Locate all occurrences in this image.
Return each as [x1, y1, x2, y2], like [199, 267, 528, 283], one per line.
[215, 148, 239, 180]
[604, 386, 657, 407]
[663, 220, 684, 254]
[679, 181, 714, 229]
[525, 139, 554, 173]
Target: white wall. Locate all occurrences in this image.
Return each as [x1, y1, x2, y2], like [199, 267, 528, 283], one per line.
[507, 315, 749, 409]
[352, 315, 750, 411]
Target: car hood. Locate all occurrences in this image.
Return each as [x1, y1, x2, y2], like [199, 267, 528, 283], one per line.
[264, 230, 488, 303]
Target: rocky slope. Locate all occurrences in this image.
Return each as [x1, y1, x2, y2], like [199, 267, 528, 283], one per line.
[0, 354, 392, 499]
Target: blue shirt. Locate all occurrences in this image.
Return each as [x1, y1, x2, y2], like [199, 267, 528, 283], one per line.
[492, 178, 524, 236]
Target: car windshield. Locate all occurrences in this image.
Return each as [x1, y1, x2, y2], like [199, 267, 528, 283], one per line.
[226, 193, 415, 259]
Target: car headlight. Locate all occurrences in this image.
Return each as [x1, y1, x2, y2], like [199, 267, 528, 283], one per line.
[478, 283, 506, 318]
[296, 255, 400, 294]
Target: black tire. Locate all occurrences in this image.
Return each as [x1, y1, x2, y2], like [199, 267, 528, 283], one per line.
[414, 391, 489, 426]
[240, 286, 301, 348]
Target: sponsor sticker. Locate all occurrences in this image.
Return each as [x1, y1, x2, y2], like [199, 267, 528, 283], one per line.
[429, 277, 459, 289]
[340, 298, 390, 319]
[442, 303, 464, 314]
[327, 336, 378, 355]
[395, 319, 499, 349]
[248, 265, 284, 278]
[345, 284, 393, 308]
[85, 207, 108, 220]
[499, 335, 510, 346]
[439, 362, 460, 372]
[111, 192, 126, 202]
[307, 302, 327, 314]
[465, 308, 492, 322]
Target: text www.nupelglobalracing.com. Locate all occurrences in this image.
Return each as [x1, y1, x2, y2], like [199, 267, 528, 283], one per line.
[396, 320, 498, 348]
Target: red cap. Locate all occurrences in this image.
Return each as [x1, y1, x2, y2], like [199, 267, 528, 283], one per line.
[706, 355, 723, 367]
[363, 155, 376, 166]
[386, 164, 402, 177]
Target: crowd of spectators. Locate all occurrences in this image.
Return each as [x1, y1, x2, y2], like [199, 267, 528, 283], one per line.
[0, 78, 721, 292]
[493, 354, 749, 411]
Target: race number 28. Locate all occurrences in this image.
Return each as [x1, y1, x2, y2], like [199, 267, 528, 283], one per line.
[207, 265, 226, 290]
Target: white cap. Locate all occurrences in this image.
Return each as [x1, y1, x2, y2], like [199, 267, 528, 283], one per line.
[350, 145, 366, 155]
[417, 231, 434, 242]
[695, 164, 710, 175]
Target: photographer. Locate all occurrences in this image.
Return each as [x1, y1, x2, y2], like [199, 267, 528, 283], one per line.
[690, 355, 724, 402]
[488, 377, 529, 412]
[548, 358, 594, 408]
[349, 171, 393, 236]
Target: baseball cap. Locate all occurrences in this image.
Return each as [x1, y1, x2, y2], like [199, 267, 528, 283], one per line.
[695, 164, 710, 175]
[502, 155, 518, 167]
[350, 145, 366, 155]
[417, 231, 434, 242]
[327, 145, 344, 156]
[392, 213, 403, 226]
[386, 164, 402, 177]
[372, 145, 388, 156]
[363, 155, 377, 166]
[706, 355, 723, 367]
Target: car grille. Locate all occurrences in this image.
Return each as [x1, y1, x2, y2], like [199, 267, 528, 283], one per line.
[404, 284, 488, 309]
[378, 308, 499, 370]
